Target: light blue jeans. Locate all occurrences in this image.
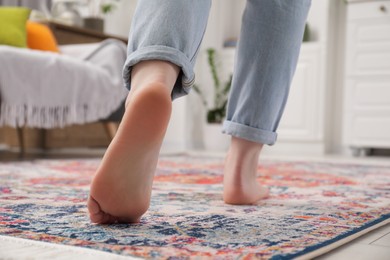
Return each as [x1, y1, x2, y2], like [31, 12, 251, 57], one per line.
[123, 0, 311, 145]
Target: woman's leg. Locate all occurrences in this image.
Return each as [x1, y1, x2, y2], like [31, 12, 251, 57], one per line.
[223, 0, 311, 204]
[88, 0, 211, 224]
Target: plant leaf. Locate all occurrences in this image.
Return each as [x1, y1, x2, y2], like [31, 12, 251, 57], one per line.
[192, 84, 208, 107]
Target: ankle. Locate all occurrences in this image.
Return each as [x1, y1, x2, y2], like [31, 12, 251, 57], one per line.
[129, 60, 180, 98]
[228, 137, 263, 160]
[224, 137, 263, 181]
[126, 81, 171, 108]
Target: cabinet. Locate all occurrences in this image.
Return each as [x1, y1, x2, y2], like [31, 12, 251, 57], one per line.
[343, 0, 390, 155]
[278, 43, 323, 142]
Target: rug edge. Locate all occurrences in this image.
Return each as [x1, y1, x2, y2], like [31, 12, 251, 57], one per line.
[290, 215, 390, 260]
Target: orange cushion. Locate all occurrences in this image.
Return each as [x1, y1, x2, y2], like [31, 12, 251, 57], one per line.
[26, 21, 60, 53]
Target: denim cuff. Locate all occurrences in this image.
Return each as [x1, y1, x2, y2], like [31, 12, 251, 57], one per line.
[222, 120, 277, 146]
[122, 45, 195, 100]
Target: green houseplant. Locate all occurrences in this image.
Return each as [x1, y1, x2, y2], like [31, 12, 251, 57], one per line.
[193, 48, 232, 151]
[100, 0, 121, 15]
[193, 48, 232, 124]
[84, 0, 121, 32]
[87, 0, 120, 16]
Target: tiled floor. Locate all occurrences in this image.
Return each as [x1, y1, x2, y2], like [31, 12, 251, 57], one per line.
[317, 223, 390, 260]
[1, 148, 389, 259]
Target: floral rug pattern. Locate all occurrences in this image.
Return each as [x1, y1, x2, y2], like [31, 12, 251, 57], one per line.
[0, 156, 389, 259]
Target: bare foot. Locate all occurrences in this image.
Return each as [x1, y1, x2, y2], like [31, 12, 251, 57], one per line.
[88, 61, 179, 224]
[223, 137, 269, 205]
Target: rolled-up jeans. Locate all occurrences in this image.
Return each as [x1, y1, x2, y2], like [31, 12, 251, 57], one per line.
[123, 0, 311, 145]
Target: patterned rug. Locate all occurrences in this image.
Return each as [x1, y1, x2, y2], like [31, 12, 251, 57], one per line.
[0, 155, 389, 259]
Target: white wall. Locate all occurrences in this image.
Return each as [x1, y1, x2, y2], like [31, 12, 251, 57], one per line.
[324, 0, 348, 154]
[104, 0, 136, 37]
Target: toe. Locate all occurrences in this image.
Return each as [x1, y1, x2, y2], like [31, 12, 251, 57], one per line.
[87, 195, 141, 224]
[87, 195, 117, 224]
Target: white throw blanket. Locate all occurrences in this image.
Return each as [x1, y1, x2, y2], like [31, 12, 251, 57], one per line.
[0, 39, 128, 128]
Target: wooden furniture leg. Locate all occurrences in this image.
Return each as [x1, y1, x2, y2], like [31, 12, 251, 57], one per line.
[41, 129, 47, 150]
[103, 122, 118, 141]
[16, 127, 25, 156]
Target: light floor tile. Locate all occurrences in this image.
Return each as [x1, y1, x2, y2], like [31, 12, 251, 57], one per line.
[351, 223, 390, 245]
[316, 223, 390, 259]
[316, 244, 390, 260]
[372, 232, 390, 247]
